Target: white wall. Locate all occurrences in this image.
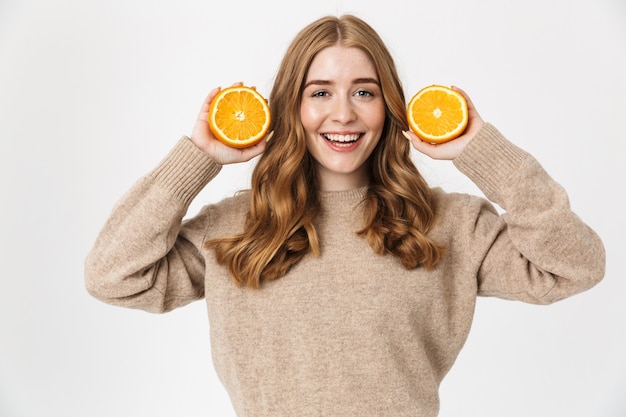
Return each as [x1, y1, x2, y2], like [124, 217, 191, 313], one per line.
[1, 0, 624, 416]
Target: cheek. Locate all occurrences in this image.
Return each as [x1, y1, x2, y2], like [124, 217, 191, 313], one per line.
[299, 103, 310, 128]
[300, 102, 324, 132]
[358, 100, 386, 134]
[372, 106, 386, 132]
[299, 108, 310, 131]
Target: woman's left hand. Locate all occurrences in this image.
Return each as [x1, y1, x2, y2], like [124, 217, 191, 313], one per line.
[403, 86, 485, 160]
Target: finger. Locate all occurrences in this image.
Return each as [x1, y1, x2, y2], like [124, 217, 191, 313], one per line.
[451, 85, 481, 118]
[402, 129, 419, 145]
[402, 130, 462, 160]
[198, 87, 221, 118]
[237, 130, 273, 161]
[403, 131, 439, 156]
[403, 130, 434, 154]
[198, 82, 243, 119]
[237, 136, 267, 161]
[450, 85, 468, 97]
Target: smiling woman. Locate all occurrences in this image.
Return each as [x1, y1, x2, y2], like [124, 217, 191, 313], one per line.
[84, 13, 606, 417]
[300, 46, 386, 191]
[203, 15, 446, 290]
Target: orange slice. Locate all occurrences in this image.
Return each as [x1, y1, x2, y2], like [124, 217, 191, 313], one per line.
[208, 86, 271, 148]
[407, 85, 468, 143]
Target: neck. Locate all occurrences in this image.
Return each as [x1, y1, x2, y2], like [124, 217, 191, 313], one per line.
[316, 168, 370, 192]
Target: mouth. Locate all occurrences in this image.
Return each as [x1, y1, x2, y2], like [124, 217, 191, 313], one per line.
[321, 133, 363, 148]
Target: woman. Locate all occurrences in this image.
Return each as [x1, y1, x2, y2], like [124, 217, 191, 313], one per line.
[85, 14, 605, 417]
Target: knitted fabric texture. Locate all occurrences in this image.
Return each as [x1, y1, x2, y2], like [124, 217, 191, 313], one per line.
[85, 124, 605, 416]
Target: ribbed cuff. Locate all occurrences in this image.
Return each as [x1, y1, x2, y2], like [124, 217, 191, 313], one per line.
[150, 137, 222, 207]
[453, 123, 528, 199]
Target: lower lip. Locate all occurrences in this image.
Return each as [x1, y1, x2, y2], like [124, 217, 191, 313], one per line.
[321, 135, 362, 152]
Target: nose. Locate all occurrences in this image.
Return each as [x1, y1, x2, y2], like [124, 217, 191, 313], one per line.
[331, 96, 357, 124]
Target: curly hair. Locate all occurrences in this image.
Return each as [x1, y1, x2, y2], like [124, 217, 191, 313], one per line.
[206, 14, 444, 288]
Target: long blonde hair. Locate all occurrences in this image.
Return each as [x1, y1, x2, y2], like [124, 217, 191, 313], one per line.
[206, 15, 444, 288]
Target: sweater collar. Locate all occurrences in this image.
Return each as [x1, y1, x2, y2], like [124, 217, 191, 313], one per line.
[319, 186, 368, 207]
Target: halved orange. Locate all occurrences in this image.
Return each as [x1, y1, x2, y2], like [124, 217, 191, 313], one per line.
[407, 85, 468, 143]
[208, 86, 271, 148]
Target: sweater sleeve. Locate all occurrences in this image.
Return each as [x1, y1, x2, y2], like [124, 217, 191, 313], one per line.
[453, 124, 605, 304]
[84, 137, 222, 313]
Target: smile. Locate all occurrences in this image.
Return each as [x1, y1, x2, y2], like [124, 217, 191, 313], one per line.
[321, 133, 362, 147]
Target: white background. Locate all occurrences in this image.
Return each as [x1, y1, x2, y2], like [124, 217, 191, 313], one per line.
[1, 0, 625, 416]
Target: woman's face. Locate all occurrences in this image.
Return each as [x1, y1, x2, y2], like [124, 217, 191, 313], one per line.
[300, 46, 386, 191]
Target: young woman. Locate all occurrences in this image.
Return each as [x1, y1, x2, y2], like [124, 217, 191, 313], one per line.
[85, 14, 605, 417]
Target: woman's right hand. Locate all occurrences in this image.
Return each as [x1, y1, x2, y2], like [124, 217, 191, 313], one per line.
[189, 84, 268, 165]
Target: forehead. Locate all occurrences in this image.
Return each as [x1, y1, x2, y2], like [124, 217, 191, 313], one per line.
[305, 46, 378, 81]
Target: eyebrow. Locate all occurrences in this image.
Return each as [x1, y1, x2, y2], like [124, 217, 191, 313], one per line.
[303, 77, 380, 89]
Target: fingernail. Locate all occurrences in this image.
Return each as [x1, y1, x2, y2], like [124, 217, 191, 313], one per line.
[402, 130, 412, 140]
[265, 130, 275, 143]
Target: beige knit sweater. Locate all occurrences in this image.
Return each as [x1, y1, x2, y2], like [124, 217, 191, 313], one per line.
[85, 123, 605, 416]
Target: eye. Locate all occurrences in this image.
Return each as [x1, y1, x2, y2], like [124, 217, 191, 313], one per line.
[355, 90, 374, 98]
[311, 90, 330, 98]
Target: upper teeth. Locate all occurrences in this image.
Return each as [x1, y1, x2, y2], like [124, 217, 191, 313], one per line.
[323, 133, 360, 142]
